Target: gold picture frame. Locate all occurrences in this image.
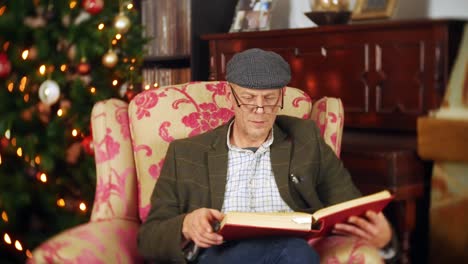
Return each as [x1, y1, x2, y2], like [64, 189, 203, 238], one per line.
[351, 0, 397, 20]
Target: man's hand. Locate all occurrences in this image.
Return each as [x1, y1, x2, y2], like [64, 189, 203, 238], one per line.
[332, 211, 392, 248]
[182, 208, 225, 248]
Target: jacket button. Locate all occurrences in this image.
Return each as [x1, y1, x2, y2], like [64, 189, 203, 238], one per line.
[290, 173, 300, 184]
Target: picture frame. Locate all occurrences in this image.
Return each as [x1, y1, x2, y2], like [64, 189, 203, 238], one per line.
[229, 0, 274, 32]
[351, 0, 397, 20]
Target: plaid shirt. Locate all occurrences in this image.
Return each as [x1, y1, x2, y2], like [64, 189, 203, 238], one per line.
[221, 122, 293, 213]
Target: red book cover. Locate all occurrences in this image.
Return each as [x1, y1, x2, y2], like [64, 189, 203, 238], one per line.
[218, 191, 394, 241]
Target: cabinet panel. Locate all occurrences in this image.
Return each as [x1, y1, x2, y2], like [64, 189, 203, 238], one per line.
[288, 44, 369, 114]
[375, 41, 426, 115]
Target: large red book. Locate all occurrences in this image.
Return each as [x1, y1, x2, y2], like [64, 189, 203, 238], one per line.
[218, 190, 394, 241]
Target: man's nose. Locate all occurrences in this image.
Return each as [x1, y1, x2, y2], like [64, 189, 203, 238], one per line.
[254, 97, 265, 113]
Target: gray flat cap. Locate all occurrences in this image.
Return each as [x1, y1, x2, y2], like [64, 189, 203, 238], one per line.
[226, 48, 291, 89]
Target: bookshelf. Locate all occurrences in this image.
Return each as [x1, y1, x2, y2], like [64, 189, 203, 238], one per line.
[136, 0, 237, 87]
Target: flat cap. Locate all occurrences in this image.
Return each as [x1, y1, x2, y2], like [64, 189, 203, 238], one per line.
[226, 48, 291, 89]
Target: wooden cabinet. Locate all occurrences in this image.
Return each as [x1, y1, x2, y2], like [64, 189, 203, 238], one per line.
[203, 20, 465, 263]
[203, 20, 463, 131]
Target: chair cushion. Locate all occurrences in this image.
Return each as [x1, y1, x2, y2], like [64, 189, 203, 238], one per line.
[127, 81, 312, 221]
[310, 235, 384, 264]
[30, 219, 143, 264]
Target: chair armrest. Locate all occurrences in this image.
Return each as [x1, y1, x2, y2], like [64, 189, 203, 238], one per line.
[90, 99, 139, 221]
[309, 235, 383, 264]
[29, 219, 143, 264]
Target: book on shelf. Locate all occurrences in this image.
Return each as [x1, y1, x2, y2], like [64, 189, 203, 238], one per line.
[217, 190, 394, 241]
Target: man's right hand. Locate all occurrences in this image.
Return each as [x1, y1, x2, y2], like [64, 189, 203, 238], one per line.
[182, 208, 225, 248]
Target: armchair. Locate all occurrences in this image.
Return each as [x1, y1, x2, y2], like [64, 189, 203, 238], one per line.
[30, 81, 382, 263]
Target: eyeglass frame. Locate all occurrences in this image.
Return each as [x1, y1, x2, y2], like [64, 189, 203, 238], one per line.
[229, 83, 284, 114]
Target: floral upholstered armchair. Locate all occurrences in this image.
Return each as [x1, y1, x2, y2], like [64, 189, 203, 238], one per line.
[30, 81, 382, 263]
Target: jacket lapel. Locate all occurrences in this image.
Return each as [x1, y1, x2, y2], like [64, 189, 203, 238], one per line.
[207, 124, 229, 210]
[270, 124, 297, 211]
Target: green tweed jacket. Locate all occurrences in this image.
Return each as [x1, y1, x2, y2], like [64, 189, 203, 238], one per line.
[137, 115, 361, 263]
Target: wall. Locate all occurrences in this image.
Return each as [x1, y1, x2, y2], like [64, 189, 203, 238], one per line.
[270, 0, 468, 29]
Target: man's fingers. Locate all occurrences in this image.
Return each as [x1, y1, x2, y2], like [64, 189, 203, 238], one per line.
[335, 223, 372, 240]
[209, 209, 225, 221]
[193, 229, 223, 247]
[365, 211, 380, 224]
[348, 216, 378, 236]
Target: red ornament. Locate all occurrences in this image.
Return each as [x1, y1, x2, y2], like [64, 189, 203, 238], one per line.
[125, 90, 136, 101]
[1, 137, 9, 149]
[0, 53, 12, 78]
[81, 136, 94, 156]
[82, 0, 104, 15]
[77, 58, 91, 75]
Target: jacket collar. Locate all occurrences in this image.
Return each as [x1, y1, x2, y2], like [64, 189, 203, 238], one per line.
[207, 118, 297, 211]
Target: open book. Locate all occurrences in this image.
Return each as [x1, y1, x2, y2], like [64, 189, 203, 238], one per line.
[217, 190, 393, 241]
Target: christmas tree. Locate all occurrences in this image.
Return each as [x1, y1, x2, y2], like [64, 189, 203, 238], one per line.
[0, 0, 145, 262]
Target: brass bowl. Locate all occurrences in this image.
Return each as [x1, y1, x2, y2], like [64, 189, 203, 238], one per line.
[305, 11, 351, 26]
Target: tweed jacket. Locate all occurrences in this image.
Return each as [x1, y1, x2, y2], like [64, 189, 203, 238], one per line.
[137, 115, 361, 263]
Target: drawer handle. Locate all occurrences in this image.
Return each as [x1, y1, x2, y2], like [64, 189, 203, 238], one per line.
[321, 46, 327, 57]
[294, 48, 300, 56]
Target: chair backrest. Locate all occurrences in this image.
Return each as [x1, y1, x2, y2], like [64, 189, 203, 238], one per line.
[125, 81, 343, 222]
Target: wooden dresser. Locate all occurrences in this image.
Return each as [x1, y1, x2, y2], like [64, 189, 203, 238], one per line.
[202, 19, 464, 263]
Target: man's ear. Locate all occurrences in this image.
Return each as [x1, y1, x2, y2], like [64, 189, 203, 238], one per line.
[226, 84, 234, 105]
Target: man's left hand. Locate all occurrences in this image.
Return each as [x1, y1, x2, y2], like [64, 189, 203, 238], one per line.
[332, 211, 392, 248]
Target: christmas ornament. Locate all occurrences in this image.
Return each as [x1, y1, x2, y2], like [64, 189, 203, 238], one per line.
[77, 58, 91, 75]
[66, 142, 82, 164]
[102, 50, 118, 68]
[37, 102, 51, 124]
[119, 82, 129, 97]
[113, 12, 131, 34]
[21, 108, 34, 121]
[68, 45, 77, 60]
[83, 0, 104, 15]
[24, 16, 47, 28]
[0, 53, 12, 78]
[125, 89, 136, 101]
[81, 136, 94, 156]
[38, 80, 61, 106]
[1, 137, 9, 149]
[74, 11, 91, 25]
[28, 46, 39, 60]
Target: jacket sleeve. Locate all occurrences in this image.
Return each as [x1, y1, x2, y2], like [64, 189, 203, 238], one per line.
[137, 142, 187, 263]
[313, 123, 361, 206]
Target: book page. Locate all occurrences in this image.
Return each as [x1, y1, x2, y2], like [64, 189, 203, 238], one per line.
[221, 211, 313, 231]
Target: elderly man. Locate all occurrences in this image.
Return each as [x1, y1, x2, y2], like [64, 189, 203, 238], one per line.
[138, 48, 397, 263]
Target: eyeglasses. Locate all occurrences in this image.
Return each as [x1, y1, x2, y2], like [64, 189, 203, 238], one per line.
[230, 84, 283, 114]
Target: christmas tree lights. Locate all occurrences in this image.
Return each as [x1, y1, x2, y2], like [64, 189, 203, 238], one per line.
[0, 0, 146, 262]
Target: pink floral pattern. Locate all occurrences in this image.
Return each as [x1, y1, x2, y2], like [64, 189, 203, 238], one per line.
[182, 103, 233, 137]
[92, 168, 132, 217]
[134, 91, 166, 120]
[30, 220, 142, 264]
[115, 104, 131, 140]
[133, 144, 152, 156]
[149, 159, 165, 180]
[94, 128, 120, 163]
[159, 121, 174, 142]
